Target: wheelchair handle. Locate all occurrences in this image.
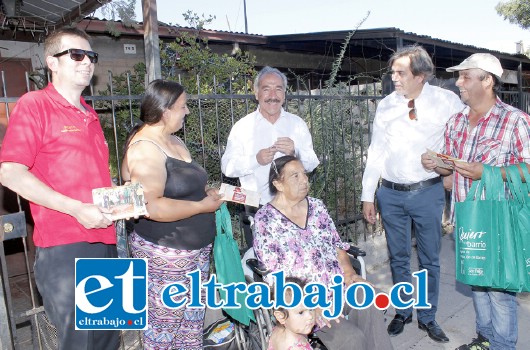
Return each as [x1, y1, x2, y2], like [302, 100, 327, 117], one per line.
[246, 258, 270, 276]
[347, 246, 366, 257]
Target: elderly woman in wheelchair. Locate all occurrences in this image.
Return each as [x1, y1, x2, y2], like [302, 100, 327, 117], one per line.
[252, 155, 394, 350]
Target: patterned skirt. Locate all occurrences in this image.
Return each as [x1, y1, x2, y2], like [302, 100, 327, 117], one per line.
[129, 231, 211, 350]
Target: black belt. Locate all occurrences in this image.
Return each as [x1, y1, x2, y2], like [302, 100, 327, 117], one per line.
[382, 177, 441, 192]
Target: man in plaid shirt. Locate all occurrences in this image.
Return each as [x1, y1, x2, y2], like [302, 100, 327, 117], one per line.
[422, 53, 530, 350]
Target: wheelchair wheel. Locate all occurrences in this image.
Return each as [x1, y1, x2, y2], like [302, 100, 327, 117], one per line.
[253, 306, 274, 349]
[234, 322, 249, 350]
[243, 275, 275, 349]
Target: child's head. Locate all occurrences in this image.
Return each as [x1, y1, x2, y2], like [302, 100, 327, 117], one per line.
[273, 277, 316, 335]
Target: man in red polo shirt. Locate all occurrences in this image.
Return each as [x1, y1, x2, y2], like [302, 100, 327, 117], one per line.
[0, 27, 119, 349]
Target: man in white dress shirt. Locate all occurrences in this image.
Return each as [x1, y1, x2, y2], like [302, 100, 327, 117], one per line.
[361, 45, 464, 342]
[221, 66, 319, 206]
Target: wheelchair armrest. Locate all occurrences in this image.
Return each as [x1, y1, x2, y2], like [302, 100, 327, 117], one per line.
[346, 246, 367, 279]
[347, 246, 366, 257]
[246, 258, 269, 276]
[240, 212, 253, 225]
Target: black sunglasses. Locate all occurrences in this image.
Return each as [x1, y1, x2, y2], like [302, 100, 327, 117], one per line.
[53, 49, 98, 63]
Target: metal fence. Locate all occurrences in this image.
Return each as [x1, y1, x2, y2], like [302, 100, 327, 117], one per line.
[0, 70, 383, 249]
[88, 75, 383, 244]
[2, 71, 530, 244]
[0, 71, 383, 349]
[2, 70, 530, 349]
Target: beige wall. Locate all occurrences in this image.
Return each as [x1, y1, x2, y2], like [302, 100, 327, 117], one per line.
[91, 36, 146, 94]
[0, 40, 43, 70]
[0, 36, 146, 96]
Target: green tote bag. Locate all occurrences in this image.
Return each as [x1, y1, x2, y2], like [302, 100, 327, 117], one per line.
[214, 203, 255, 326]
[455, 166, 512, 289]
[506, 165, 530, 292]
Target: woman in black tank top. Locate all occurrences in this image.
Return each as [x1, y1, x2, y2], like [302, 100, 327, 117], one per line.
[122, 80, 223, 349]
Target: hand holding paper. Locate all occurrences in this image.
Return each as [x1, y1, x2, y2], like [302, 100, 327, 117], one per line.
[219, 183, 260, 207]
[425, 149, 466, 170]
[92, 183, 148, 221]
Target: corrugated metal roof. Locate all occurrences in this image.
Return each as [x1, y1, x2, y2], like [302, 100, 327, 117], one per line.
[264, 27, 530, 71]
[1, 12, 528, 73]
[0, 0, 104, 32]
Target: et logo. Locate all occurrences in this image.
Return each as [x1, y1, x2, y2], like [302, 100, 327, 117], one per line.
[75, 258, 148, 330]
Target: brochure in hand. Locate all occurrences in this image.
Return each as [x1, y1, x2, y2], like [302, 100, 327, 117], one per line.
[219, 183, 260, 208]
[92, 183, 148, 221]
[426, 148, 466, 170]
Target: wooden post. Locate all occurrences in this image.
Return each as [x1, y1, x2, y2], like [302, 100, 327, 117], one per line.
[142, 0, 162, 82]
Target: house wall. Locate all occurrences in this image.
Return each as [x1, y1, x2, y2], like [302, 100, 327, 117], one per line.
[1, 27, 527, 97]
[0, 33, 468, 95]
[0, 37, 146, 95]
[91, 36, 146, 93]
[0, 40, 43, 71]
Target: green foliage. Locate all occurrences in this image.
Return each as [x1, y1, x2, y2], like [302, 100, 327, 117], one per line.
[160, 32, 256, 94]
[96, 0, 137, 37]
[160, 10, 256, 95]
[496, 0, 530, 30]
[182, 11, 216, 30]
[325, 12, 370, 90]
[287, 80, 379, 231]
[99, 11, 257, 181]
[296, 11, 374, 232]
[95, 11, 379, 242]
[156, 12, 258, 188]
[159, 10, 256, 94]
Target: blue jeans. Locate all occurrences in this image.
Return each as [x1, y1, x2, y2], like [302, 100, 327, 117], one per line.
[472, 287, 517, 349]
[376, 181, 445, 323]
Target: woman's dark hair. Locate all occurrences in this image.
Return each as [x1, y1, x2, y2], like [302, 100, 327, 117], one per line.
[273, 276, 307, 324]
[268, 155, 299, 195]
[124, 80, 185, 149]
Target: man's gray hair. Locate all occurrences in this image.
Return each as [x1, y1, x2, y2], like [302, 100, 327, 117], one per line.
[389, 45, 434, 82]
[253, 66, 288, 92]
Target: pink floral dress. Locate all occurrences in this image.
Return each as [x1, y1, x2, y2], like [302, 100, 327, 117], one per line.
[253, 197, 350, 286]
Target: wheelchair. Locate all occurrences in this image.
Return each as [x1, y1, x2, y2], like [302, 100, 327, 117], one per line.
[242, 245, 367, 350]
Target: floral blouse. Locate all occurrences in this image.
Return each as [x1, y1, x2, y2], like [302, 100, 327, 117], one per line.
[253, 197, 350, 286]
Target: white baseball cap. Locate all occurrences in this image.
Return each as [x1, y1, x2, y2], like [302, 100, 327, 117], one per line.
[446, 53, 503, 79]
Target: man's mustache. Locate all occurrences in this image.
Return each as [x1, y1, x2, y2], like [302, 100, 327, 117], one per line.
[264, 98, 281, 103]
